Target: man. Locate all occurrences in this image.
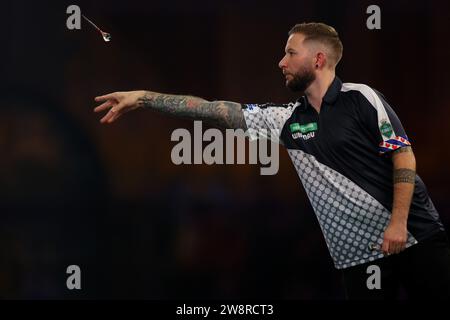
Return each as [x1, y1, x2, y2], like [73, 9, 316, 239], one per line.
[94, 22, 450, 299]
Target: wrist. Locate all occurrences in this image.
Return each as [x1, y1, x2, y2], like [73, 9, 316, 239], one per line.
[137, 90, 153, 108]
[389, 213, 408, 227]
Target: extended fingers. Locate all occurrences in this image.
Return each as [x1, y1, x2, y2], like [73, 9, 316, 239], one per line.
[95, 92, 119, 102]
[100, 110, 114, 123]
[100, 102, 125, 124]
[94, 100, 114, 112]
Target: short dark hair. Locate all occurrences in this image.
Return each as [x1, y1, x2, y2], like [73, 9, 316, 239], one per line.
[288, 22, 343, 67]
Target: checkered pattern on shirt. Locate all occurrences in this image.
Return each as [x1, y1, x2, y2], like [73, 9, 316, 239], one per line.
[242, 103, 297, 143]
[288, 149, 418, 269]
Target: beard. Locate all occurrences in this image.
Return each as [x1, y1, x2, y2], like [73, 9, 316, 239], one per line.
[286, 65, 316, 92]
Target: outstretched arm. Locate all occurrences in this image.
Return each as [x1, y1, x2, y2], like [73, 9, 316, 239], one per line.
[94, 90, 247, 130]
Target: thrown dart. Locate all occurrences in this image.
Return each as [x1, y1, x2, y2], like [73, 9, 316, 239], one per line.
[82, 14, 111, 42]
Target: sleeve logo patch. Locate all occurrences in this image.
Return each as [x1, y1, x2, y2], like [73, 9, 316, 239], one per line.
[379, 120, 393, 138]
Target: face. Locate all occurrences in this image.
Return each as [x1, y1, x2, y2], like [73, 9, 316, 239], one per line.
[278, 33, 316, 92]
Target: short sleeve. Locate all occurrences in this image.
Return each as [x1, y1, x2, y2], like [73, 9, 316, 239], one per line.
[241, 103, 296, 144]
[350, 85, 412, 155]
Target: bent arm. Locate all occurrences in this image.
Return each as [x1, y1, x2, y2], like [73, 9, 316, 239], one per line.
[381, 146, 416, 255]
[391, 146, 416, 225]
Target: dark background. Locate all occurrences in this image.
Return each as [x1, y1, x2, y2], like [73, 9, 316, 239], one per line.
[1, 0, 449, 299]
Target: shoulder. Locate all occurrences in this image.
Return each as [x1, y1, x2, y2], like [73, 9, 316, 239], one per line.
[339, 82, 385, 110]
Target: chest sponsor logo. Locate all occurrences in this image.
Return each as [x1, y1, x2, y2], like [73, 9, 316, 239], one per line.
[290, 122, 318, 140]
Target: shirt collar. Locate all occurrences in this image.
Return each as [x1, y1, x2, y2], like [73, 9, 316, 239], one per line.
[322, 76, 342, 105]
[294, 76, 342, 111]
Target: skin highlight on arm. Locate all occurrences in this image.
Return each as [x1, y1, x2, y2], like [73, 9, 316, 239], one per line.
[137, 91, 247, 130]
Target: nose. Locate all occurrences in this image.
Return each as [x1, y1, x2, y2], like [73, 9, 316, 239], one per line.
[278, 56, 287, 69]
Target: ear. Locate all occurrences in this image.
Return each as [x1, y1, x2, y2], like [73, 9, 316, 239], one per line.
[315, 52, 327, 69]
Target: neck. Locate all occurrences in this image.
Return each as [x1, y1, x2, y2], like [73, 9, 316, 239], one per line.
[305, 70, 335, 113]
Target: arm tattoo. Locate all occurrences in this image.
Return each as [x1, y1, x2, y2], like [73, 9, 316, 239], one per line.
[392, 146, 412, 155]
[393, 168, 416, 184]
[137, 91, 247, 130]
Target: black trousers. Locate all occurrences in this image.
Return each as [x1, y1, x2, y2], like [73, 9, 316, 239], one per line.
[341, 230, 450, 300]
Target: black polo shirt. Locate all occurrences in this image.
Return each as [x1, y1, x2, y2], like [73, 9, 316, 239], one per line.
[242, 76, 444, 269]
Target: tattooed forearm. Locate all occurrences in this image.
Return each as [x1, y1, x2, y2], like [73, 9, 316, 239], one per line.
[137, 91, 247, 129]
[393, 168, 416, 184]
